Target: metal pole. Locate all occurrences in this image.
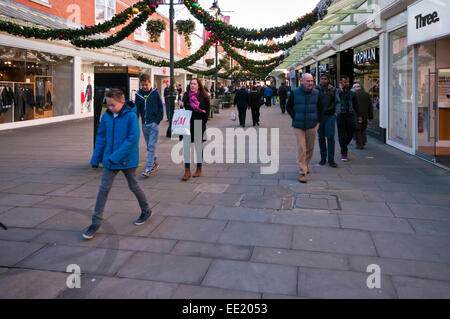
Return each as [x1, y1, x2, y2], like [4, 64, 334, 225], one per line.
[215, 10, 219, 100]
[166, 0, 175, 137]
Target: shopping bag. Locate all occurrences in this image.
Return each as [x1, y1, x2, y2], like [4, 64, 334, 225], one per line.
[231, 110, 236, 121]
[171, 108, 192, 136]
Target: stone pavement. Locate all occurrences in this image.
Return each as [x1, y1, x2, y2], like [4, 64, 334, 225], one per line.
[0, 104, 449, 299]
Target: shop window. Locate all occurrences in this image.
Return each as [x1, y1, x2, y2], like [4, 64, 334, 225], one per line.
[134, 21, 148, 43]
[0, 46, 74, 124]
[389, 27, 413, 147]
[95, 0, 116, 24]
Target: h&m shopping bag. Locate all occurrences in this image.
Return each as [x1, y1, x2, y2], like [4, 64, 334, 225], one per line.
[171, 108, 192, 136]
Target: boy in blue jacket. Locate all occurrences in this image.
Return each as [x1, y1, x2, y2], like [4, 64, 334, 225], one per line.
[83, 88, 152, 240]
[135, 74, 164, 177]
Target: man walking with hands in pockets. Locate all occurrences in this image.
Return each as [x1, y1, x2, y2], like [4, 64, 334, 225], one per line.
[287, 73, 321, 183]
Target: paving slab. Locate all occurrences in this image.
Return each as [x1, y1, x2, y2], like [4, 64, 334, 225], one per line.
[17, 244, 134, 276]
[0, 227, 44, 241]
[372, 232, 450, 264]
[151, 202, 213, 218]
[408, 219, 450, 237]
[339, 215, 414, 233]
[99, 213, 165, 237]
[339, 201, 394, 217]
[0, 194, 49, 207]
[218, 221, 293, 249]
[33, 229, 107, 248]
[172, 284, 261, 299]
[171, 241, 251, 260]
[202, 259, 298, 295]
[150, 216, 227, 243]
[0, 207, 62, 228]
[2, 183, 63, 195]
[59, 276, 178, 299]
[387, 203, 450, 221]
[298, 268, 397, 299]
[98, 235, 176, 253]
[251, 247, 348, 271]
[392, 276, 450, 299]
[292, 226, 377, 256]
[34, 196, 94, 210]
[348, 255, 450, 282]
[208, 206, 273, 223]
[117, 252, 211, 284]
[270, 210, 340, 228]
[190, 193, 243, 207]
[0, 269, 68, 298]
[0, 240, 45, 267]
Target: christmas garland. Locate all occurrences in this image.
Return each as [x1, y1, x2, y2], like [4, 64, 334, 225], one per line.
[205, 58, 215, 67]
[147, 19, 166, 42]
[0, 0, 156, 41]
[175, 19, 196, 49]
[71, 10, 152, 48]
[135, 35, 217, 68]
[185, 58, 229, 76]
[215, 32, 298, 53]
[183, 0, 332, 41]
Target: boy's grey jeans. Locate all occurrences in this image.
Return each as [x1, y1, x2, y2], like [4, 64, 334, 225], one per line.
[92, 167, 150, 227]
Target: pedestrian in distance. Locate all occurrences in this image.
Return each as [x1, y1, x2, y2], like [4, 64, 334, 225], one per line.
[278, 83, 289, 114]
[287, 73, 320, 183]
[264, 85, 273, 106]
[272, 85, 278, 105]
[317, 74, 340, 168]
[135, 74, 164, 177]
[179, 78, 211, 181]
[233, 85, 250, 127]
[163, 82, 170, 121]
[83, 88, 152, 240]
[249, 86, 262, 126]
[352, 83, 373, 149]
[336, 75, 360, 162]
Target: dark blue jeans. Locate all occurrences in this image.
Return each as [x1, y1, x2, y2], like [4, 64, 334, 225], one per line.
[318, 115, 336, 163]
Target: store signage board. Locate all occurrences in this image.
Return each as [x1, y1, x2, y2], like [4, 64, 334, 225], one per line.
[407, 0, 450, 46]
[354, 47, 378, 64]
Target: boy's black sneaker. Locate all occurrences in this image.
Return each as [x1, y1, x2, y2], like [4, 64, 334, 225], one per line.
[329, 162, 338, 168]
[83, 224, 100, 240]
[134, 210, 152, 226]
[319, 159, 326, 165]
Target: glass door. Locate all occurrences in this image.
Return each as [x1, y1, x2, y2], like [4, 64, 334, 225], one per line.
[415, 41, 437, 161]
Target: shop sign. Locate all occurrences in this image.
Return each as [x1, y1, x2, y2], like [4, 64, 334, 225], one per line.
[354, 47, 378, 64]
[407, 0, 450, 45]
[318, 64, 328, 72]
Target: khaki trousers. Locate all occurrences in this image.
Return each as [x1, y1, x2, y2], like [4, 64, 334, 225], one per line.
[293, 125, 319, 175]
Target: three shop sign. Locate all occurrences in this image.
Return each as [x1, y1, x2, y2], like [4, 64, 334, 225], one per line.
[407, 0, 450, 46]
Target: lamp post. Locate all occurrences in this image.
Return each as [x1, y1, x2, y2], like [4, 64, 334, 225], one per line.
[210, 1, 220, 100]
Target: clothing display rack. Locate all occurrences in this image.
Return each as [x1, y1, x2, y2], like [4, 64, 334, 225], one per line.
[0, 81, 14, 123]
[13, 82, 34, 121]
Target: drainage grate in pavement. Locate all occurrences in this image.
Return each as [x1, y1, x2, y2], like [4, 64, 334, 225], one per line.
[293, 193, 341, 210]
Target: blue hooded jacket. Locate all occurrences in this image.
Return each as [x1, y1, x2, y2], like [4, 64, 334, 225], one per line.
[286, 85, 320, 130]
[135, 88, 164, 125]
[91, 101, 140, 170]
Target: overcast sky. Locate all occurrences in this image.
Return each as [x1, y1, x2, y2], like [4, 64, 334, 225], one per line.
[157, 0, 319, 38]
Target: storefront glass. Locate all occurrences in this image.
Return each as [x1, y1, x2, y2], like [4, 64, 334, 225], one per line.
[389, 27, 413, 147]
[0, 45, 74, 124]
[353, 39, 381, 138]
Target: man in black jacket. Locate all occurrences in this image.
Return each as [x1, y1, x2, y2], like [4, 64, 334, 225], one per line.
[278, 83, 289, 114]
[233, 85, 250, 127]
[317, 74, 340, 167]
[352, 84, 373, 149]
[337, 75, 360, 161]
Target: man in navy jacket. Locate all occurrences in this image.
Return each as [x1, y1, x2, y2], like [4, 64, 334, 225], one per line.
[287, 73, 321, 183]
[135, 74, 164, 177]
